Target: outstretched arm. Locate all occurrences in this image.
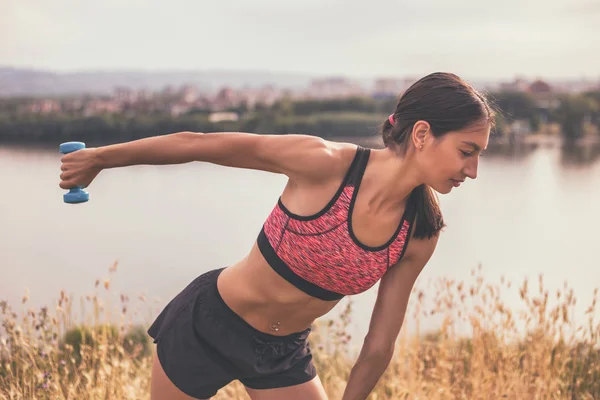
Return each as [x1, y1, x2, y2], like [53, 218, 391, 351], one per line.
[341, 232, 439, 400]
[59, 131, 352, 190]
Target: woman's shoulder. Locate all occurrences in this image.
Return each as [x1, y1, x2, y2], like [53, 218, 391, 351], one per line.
[325, 140, 361, 167]
[294, 138, 360, 183]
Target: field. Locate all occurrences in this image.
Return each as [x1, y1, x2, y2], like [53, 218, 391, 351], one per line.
[1, 264, 598, 399]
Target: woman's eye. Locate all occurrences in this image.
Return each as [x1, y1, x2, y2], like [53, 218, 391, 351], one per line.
[460, 150, 472, 157]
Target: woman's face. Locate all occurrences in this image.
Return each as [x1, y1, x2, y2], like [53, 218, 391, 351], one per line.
[419, 121, 491, 194]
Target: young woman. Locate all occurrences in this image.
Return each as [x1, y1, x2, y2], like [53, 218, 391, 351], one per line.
[59, 72, 494, 400]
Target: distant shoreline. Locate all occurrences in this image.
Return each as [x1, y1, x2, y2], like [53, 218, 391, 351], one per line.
[0, 133, 597, 154]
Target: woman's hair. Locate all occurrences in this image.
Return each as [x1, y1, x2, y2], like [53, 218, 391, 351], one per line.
[381, 72, 496, 240]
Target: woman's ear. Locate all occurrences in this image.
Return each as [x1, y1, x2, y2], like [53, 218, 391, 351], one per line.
[411, 120, 431, 150]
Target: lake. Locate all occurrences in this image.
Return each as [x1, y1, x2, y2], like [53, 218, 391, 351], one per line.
[1, 137, 599, 352]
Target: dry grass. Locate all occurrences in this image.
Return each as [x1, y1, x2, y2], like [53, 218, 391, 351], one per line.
[1, 263, 598, 400]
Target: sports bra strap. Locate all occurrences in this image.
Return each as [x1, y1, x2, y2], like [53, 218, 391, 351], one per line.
[345, 146, 370, 187]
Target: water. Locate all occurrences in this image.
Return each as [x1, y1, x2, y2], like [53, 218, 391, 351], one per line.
[1, 140, 599, 352]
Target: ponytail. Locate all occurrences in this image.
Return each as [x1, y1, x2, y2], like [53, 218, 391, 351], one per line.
[409, 184, 445, 239]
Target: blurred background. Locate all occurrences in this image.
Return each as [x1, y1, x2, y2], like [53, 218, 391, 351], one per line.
[1, 0, 599, 353]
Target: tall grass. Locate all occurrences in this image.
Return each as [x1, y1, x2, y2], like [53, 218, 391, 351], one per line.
[1, 263, 598, 399]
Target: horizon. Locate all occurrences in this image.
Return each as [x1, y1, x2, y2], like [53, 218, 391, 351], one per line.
[1, 64, 598, 84]
[3, 1, 599, 82]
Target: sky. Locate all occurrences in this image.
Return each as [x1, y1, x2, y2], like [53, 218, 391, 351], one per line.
[1, 0, 599, 81]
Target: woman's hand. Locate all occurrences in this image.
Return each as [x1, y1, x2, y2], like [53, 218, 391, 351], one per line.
[59, 148, 102, 190]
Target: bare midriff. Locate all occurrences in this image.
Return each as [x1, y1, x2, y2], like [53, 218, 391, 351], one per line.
[216, 242, 341, 336]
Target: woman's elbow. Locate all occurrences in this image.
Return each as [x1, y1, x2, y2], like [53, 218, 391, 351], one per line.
[361, 341, 395, 363]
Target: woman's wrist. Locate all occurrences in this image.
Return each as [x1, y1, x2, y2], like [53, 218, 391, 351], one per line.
[94, 145, 119, 169]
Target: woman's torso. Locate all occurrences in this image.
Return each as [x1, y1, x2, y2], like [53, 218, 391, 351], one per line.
[217, 144, 414, 336]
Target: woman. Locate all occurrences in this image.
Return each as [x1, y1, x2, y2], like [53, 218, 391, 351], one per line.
[59, 72, 494, 400]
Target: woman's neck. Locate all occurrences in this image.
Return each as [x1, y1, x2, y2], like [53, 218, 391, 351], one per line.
[360, 147, 422, 213]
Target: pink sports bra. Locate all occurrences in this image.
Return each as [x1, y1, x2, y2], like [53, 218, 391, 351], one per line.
[256, 146, 416, 301]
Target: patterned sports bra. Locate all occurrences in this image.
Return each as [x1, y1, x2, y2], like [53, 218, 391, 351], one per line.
[256, 146, 416, 301]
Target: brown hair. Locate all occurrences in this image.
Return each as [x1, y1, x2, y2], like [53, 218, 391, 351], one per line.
[382, 72, 496, 239]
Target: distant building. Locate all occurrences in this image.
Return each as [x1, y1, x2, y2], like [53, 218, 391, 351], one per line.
[25, 99, 61, 114]
[372, 79, 401, 98]
[372, 78, 416, 98]
[528, 79, 558, 110]
[528, 79, 552, 95]
[551, 78, 600, 93]
[510, 119, 532, 136]
[83, 100, 121, 116]
[212, 87, 242, 110]
[305, 77, 365, 99]
[181, 85, 200, 103]
[114, 86, 137, 102]
[169, 103, 192, 117]
[240, 85, 283, 109]
[209, 112, 239, 123]
[499, 78, 530, 92]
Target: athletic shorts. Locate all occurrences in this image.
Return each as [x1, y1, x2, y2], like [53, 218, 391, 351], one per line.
[147, 267, 317, 399]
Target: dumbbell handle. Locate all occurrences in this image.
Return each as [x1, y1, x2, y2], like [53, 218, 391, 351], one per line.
[59, 141, 89, 204]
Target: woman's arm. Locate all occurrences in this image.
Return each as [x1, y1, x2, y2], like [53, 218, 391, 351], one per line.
[341, 233, 439, 400]
[60, 131, 352, 190]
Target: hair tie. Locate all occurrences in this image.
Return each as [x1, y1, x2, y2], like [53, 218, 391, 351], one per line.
[388, 114, 395, 126]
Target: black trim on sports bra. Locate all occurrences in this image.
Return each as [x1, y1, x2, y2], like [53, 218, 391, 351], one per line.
[276, 146, 365, 221]
[347, 148, 416, 252]
[394, 204, 416, 265]
[256, 227, 344, 301]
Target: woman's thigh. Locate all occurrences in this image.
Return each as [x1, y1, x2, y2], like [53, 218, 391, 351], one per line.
[151, 348, 210, 400]
[244, 375, 328, 400]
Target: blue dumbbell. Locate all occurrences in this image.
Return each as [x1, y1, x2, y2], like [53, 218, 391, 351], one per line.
[59, 141, 90, 204]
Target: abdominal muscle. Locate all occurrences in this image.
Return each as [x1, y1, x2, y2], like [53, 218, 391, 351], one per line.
[216, 241, 341, 336]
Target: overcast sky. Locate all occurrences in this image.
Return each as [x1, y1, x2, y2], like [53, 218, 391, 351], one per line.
[2, 0, 599, 80]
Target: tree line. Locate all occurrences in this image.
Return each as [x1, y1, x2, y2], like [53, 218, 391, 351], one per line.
[0, 91, 598, 147]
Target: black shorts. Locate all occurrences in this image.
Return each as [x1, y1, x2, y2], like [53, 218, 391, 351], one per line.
[147, 267, 316, 399]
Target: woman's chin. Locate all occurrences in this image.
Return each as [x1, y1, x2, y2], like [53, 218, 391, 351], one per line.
[429, 182, 453, 195]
